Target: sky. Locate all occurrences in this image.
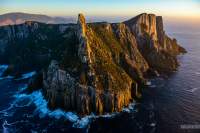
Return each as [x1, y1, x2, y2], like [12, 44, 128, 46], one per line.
[1, 0, 200, 28]
[0, 0, 200, 18]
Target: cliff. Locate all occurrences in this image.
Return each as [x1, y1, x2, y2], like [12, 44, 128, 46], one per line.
[124, 13, 186, 72]
[0, 13, 186, 115]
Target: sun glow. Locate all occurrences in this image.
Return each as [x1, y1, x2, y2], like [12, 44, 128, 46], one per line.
[0, 0, 199, 18]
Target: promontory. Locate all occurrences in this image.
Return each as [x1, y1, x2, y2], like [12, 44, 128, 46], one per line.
[0, 13, 186, 115]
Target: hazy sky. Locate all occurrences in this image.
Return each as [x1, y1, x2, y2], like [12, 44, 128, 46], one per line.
[1, 0, 200, 19]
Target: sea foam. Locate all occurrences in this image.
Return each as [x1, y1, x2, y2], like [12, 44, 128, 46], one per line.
[2, 120, 10, 133]
[0, 65, 8, 77]
[15, 89, 136, 128]
[1, 83, 137, 129]
[0, 69, 36, 81]
[14, 90, 79, 122]
[15, 71, 36, 80]
[0, 76, 14, 80]
[195, 72, 200, 75]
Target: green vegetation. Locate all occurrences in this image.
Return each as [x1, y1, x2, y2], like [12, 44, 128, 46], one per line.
[87, 23, 133, 91]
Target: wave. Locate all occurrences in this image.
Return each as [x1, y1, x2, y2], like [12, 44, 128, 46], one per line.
[15, 90, 105, 128]
[18, 84, 28, 92]
[72, 103, 136, 128]
[2, 120, 30, 133]
[186, 88, 200, 93]
[15, 71, 36, 80]
[0, 71, 36, 81]
[0, 65, 8, 77]
[2, 120, 10, 133]
[195, 72, 200, 75]
[146, 81, 152, 86]
[0, 84, 29, 117]
[0, 76, 14, 81]
[13, 90, 79, 121]
[0, 99, 17, 117]
[1, 84, 137, 129]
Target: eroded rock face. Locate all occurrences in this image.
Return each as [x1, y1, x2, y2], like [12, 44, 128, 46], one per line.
[77, 13, 92, 64]
[125, 13, 157, 41]
[43, 60, 135, 114]
[43, 60, 76, 109]
[156, 16, 165, 49]
[112, 23, 149, 72]
[124, 13, 186, 72]
[111, 23, 149, 82]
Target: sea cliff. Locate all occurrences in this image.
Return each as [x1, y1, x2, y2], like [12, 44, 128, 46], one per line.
[0, 13, 186, 115]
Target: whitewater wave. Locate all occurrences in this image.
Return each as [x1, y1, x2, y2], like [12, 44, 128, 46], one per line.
[0, 71, 36, 81]
[14, 90, 92, 128]
[0, 84, 29, 117]
[0, 99, 17, 117]
[186, 88, 200, 93]
[0, 76, 14, 81]
[13, 90, 79, 121]
[20, 90, 136, 128]
[0, 65, 8, 77]
[2, 120, 10, 133]
[2, 120, 30, 133]
[1, 84, 137, 129]
[146, 81, 152, 86]
[0, 65, 13, 80]
[195, 72, 200, 75]
[15, 71, 36, 80]
[150, 85, 157, 88]
[72, 103, 136, 128]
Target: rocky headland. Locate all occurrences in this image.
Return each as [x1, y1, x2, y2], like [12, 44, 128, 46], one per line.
[0, 13, 186, 115]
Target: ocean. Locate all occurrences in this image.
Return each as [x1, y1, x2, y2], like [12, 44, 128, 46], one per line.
[0, 31, 200, 133]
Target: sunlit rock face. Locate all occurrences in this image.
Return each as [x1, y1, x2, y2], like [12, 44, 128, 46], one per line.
[0, 13, 186, 115]
[124, 13, 158, 43]
[42, 60, 135, 115]
[124, 13, 186, 72]
[111, 23, 149, 82]
[77, 13, 90, 64]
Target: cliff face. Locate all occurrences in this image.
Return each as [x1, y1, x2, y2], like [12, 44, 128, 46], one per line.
[43, 60, 134, 114]
[0, 13, 186, 115]
[124, 13, 186, 72]
[125, 13, 158, 41]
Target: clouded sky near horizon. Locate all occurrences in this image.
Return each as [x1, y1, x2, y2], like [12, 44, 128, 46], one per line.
[1, 0, 200, 20]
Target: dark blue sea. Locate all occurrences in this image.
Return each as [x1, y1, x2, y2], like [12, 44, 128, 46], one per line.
[0, 31, 200, 133]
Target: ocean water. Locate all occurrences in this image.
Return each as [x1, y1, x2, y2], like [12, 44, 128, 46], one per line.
[0, 31, 200, 133]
